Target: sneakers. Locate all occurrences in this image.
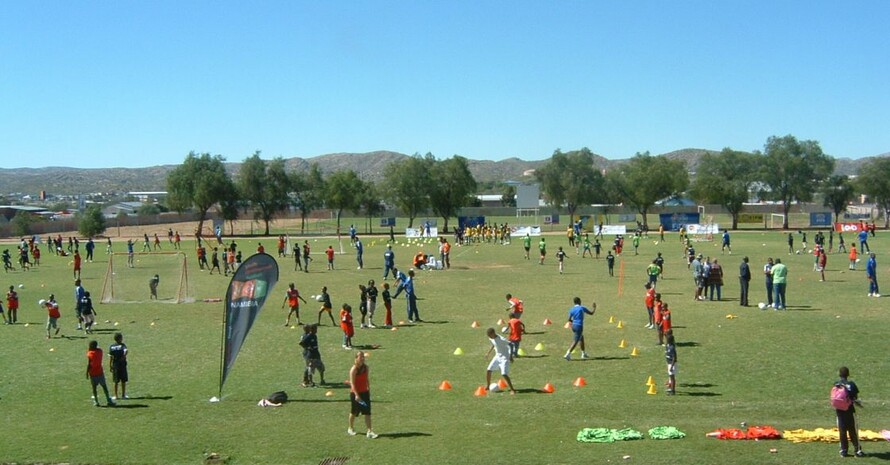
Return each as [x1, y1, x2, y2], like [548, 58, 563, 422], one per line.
[874, 294, 881, 298]
[855, 450, 865, 457]
[366, 431, 378, 439]
[564, 353, 571, 361]
[581, 352, 589, 359]
[347, 428, 357, 436]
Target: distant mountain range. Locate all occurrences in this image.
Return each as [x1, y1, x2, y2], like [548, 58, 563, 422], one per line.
[1, 149, 887, 196]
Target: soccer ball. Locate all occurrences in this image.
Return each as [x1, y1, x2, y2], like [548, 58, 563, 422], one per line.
[488, 383, 501, 393]
[501, 326, 509, 334]
[795, 250, 801, 255]
[38, 299, 47, 306]
[758, 303, 767, 310]
[315, 295, 325, 302]
[18, 284, 24, 288]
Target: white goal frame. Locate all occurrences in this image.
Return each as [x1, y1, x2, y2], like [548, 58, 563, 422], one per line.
[769, 214, 786, 229]
[100, 251, 191, 304]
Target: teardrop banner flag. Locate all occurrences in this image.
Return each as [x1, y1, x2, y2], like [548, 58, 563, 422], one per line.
[219, 253, 279, 396]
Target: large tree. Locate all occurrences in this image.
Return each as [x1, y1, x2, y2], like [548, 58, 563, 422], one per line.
[428, 155, 477, 233]
[325, 169, 364, 234]
[856, 157, 890, 228]
[758, 135, 834, 229]
[238, 153, 291, 235]
[383, 153, 433, 227]
[689, 149, 759, 229]
[607, 152, 688, 229]
[821, 175, 856, 224]
[166, 152, 234, 235]
[535, 148, 606, 225]
[77, 205, 107, 238]
[291, 164, 326, 234]
[358, 180, 385, 235]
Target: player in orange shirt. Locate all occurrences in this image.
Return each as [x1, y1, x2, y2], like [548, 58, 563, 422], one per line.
[644, 282, 656, 329]
[339, 304, 354, 349]
[849, 244, 858, 270]
[505, 293, 524, 319]
[281, 283, 308, 327]
[507, 312, 525, 358]
[73, 250, 82, 280]
[653, 293, 664, 345]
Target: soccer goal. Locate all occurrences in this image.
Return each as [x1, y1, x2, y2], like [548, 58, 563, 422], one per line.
[769, 214, 786, 229]
[100, 252, 193, 304]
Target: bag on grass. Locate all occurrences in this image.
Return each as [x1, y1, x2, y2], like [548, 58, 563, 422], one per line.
[831, 385, 852, 411]
[267, 391, 288, 404]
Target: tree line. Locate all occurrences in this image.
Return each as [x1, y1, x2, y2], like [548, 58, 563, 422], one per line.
[57, 135, 889, 239]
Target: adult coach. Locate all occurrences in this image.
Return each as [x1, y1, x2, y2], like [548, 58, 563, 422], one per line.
[563, 297, 596, 360]
[770, 258, 788, 310]
[347, 351, 378, 439]
[738, 256, 751, 307]
[392, 269, 420, 323]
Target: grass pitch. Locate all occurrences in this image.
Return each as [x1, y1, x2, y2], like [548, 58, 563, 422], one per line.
[1, 230, 888, 465]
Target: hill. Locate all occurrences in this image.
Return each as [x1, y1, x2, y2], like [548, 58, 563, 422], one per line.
[0, 150, 886, 196]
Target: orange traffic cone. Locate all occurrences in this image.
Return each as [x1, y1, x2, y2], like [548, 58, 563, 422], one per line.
[646, 376, 655, 386]
[573, 377, 587, 387]
[630, 347, 639, 356]
[474, 385, 488, 397]
[543, 318, 552, 326]
[647, 384, 657, 395]
[471, 321, 480, 328]
[439, 380, 453, 391]
[498, 379, 508, 389]
[618, 339, 627, 348]
[616, 320, 624, 329]
[542, 383, 556, 393]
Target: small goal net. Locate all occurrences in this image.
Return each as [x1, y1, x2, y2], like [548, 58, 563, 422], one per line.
[100, 252, 193, 304]
[769, 214, 786, 229]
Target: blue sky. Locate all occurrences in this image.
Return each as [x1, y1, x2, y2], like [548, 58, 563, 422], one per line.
[2, 1, 888, 169]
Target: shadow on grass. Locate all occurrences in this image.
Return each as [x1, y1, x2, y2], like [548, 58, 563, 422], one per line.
[680, 383, 716, 388]
[353, 344, 382, 350]
[129, 395, 173, 400]
[524, 331, 547, 335]
[286, 399, 349, 404]
[381, 431, 433, 439]
[517, 354, 548, 359]
[681, 392, 721, 397]
[415, 320, 449, 325]
[786, 306, 818, 311]
[676, 341, 700, 348]
[111, 403, 150, 408]
[590, 356, 629, 361]
[862, 452, 890, 460]
[61, 335, 87, 340]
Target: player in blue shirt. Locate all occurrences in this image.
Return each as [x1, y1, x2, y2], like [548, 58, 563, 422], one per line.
[563, 297, 596, 360]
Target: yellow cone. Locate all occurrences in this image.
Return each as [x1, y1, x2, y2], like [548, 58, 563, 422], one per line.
[630, 346, 639, 356]
[608, 315, 615, 323]
[618, 339, 627, 348]
[646, 376, 655, 386]
[647, 384, 657, 395]
[616, 320, 624, 329]
[453, 347, 464, 355]
[517, 348, 527, 356]
[534, 342, 545, 351]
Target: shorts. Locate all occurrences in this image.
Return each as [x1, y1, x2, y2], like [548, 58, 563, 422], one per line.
[487, 355, 510, 375]
[90, 373, 108, 388]
[46, 316, 58, 331]
[667, 362, 677, 376]
[307, 358, 325, 373]
[112, 364, 129, 383]
[350, 391, 371, 416]
[572, 325, 584, 343]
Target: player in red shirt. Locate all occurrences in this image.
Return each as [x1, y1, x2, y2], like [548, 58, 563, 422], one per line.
[653, 293, 664, 345]
[507, 312, 525, 358]
[644, 282, 656, 329]
[281, 283, 308, 327]
[73, 250, 82, 280]
[86, 340, 115, 407]
[43, 295, 61, 339]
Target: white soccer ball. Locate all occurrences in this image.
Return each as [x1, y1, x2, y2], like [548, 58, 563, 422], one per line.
[758, 303, 766, 310]
[795, 250, 801, 255]
[18, 284, 24, 288]
[501, 326, 509, 334]
[488, 383, 501, 392]
[315, 295, 325, 302]
[856, 258, 861, 263]
[38, 299, 47, 306]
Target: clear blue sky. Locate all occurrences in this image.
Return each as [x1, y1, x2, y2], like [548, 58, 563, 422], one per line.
[2, 1, 888, 169]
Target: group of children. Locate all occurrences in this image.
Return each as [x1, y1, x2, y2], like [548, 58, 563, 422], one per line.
[644, 281, 677, 395]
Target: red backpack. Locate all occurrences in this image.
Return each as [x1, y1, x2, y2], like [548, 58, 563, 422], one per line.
[831, 384, 852, 411]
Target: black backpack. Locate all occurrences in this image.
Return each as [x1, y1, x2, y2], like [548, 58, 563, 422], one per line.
[266, 391, 288, 404]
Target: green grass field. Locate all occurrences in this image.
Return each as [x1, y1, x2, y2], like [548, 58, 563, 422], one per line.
[1, 230, 888, 465]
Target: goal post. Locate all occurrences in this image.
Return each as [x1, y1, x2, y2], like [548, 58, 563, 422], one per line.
[101, 252, 192, 304]
[769, 214, 786, 229]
